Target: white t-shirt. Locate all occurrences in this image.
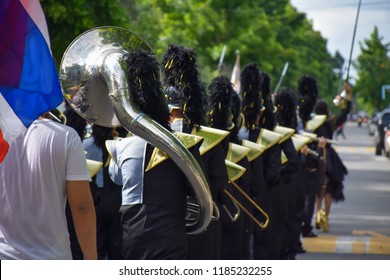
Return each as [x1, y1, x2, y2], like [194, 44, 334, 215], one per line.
[0, 119, 90, 259]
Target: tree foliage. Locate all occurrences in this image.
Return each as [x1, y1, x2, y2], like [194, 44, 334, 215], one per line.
[42, 0, 130, 65]
[354, 27, 390, 113]
[42, 0, 344, 102]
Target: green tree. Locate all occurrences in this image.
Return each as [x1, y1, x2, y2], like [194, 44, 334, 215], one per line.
[42, 0, 341, 102]
[42, 0, 130, 66]
[354, 26, 390, 113]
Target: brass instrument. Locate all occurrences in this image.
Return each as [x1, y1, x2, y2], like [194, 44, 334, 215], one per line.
[333, 89, 348, 107]
[59, 27, 212, 235]
[302, 131, 337, 145]
[292, 134, 320, 158]
[225, 143, 270, 229]
[185, 199, 220, 225]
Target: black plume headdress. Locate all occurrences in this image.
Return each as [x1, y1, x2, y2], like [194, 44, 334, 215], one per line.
[297, 75, 318, 125]
[161, 44, 208, 127]
[240, 63, 263, 130]
[207, 76, 234, 130]
[230, 90, 242, 143]
[124, 49, 170, 131]
[274, 88, 298, 130]
[259, 72, 276, 130]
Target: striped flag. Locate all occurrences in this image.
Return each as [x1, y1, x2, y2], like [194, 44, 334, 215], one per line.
[230, 50, 241, 93]
[0, 0, 63, 163]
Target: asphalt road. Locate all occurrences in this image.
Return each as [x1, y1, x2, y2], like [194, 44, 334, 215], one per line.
[297, 121, 390, 260]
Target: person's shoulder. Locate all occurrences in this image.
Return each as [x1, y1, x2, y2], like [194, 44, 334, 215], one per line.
[39, 118, 82, 139]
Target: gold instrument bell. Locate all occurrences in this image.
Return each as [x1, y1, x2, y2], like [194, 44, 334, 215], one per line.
[192, 125, 230, 155]
[305, 115, 327, 132]
[273, 125, 295, 144]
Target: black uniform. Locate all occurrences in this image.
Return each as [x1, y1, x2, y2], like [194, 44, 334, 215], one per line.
[314, 100, 351, 201]
[108, 136, 203, 260]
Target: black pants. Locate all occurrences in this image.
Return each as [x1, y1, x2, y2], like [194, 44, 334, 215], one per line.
[121, 204, 188, 260]
[188, 206, 222, 260]
[91, 185, 123, 260]
[252, 185, 273, 260]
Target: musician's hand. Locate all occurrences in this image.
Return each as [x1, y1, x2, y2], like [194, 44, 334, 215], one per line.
[317, 137, 327, 149]
[300, 145, 309, 156]
[344, 82, 352, 98]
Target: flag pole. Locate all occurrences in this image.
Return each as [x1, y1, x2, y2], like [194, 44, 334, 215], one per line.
[273, 62, 289, 94]
[230, 50, 241, 92]
[345, 0, 362, 82]
[217, 45, 227, 73]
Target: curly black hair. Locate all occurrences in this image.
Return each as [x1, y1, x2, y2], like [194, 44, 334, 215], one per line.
[230, 90, 243, 143]
[91, 124, 114, 149]
[240, 63, 262, 130]
[259, 72, 276, 130]
[297, 75, 318, 125]
[124, 49, 170, 131]
[207, 76, 234, 130]
[274, 88, 298, 130]
[161, 44, 208, 128]
[63, 104, 87, 139]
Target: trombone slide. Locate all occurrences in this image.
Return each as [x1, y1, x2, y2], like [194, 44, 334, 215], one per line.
[226, 181, 270, 229]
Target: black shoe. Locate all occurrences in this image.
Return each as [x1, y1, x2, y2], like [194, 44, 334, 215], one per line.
[302, 230, 318, 238]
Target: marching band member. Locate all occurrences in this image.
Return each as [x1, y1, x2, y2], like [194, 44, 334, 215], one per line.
[274, 88, 305, 259]
[208, 76, 251, 259]
[311, 82, 352, 232]
[106, 49, 202, 260]
[83, 124, 123, 260]
[239, 64, 282, 260]
[297, 75, 323, 238]
[259, 72, 291, 260]
[162, 44, 229, 259]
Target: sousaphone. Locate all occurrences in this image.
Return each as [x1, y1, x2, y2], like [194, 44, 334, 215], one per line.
[59, 26, 212, 234]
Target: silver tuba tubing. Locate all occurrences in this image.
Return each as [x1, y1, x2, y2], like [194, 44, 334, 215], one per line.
[60, 27, 212, 234]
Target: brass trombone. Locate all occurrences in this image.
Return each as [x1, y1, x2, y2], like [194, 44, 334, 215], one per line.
[225, 145, 270, 229]
[224, 180, 270, 229]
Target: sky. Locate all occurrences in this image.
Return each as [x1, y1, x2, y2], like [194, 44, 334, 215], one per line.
[290, 0, 390, 81]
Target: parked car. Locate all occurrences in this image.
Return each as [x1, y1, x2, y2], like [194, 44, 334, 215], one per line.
[374, 109, 390, 155]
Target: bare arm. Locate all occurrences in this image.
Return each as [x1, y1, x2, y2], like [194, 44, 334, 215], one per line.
[66, 180, 97, 260]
